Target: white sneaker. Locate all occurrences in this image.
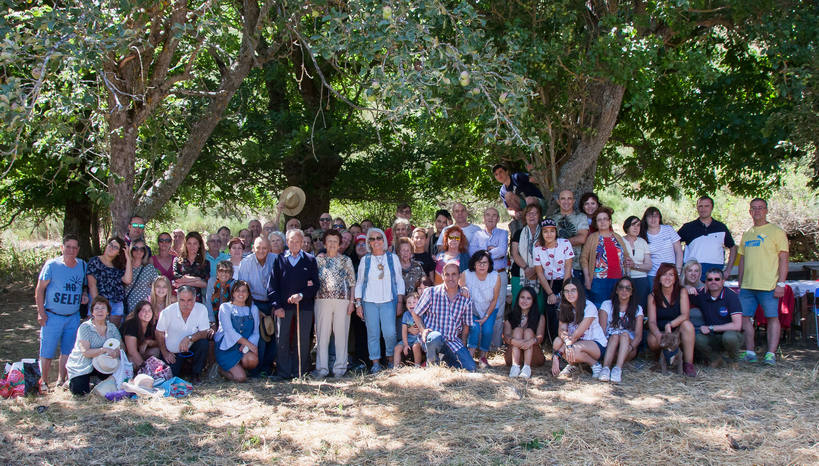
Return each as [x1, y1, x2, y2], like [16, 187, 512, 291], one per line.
[591, 362, 603, 379]
[611, 366, 622, 383]
[519, 365, 531, 379]
[598, 366, 611, 382]
[559, 364, 579, 377]
[509, 365, 521, 378]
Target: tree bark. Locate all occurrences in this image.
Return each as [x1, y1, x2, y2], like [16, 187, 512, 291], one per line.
[63, 193, 96, 261]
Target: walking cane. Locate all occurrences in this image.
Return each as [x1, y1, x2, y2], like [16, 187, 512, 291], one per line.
[296, 300, 302, 378]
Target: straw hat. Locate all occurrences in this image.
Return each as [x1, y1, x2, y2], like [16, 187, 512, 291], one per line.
[92, 354, 120, 374]
[121, 374, 159, 396]
[260, 315, 276, 342]
[278, 186, 306, 216]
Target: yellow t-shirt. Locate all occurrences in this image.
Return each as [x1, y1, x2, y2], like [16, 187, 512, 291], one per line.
[738, 223, 789, 291]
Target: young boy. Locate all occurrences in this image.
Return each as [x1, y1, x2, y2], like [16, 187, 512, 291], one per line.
[394, 293, 424, 367]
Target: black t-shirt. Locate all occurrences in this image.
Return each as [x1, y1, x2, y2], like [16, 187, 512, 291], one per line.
[413, 252, 435, 275]
[121, 318, 155, 343]
[510, 229, 522, 276]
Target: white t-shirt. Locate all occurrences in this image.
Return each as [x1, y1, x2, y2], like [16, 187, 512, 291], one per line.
[646, 225, 680, 276]
[623, 236, 650, 279]
[156, 302, 211, 353]
[599, 300, 644, 331]
[532, 238, 575, 280]
[463, 270, 499, 318]
[567, 300, 607, 347]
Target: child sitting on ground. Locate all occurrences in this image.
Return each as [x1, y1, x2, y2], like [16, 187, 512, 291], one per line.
[394, 292, 424, 367]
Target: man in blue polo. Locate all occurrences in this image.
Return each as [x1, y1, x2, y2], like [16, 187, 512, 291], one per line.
[410, 261, 475, 372]
[35, 234, 88, 390]
[677, 196, 736, 281]
[693, 268, 743, 366]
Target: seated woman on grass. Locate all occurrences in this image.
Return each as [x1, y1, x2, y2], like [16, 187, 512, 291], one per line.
[597, 277, 643, 383]
[121, 300, 160, 370]
[550, 279, 608, 378]
[66, 296, 122, 396]
[214, 280, 260, 382]
[503, 286, 546, 379]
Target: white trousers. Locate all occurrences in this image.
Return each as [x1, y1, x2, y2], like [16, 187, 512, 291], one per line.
[315, 298, 351, 375]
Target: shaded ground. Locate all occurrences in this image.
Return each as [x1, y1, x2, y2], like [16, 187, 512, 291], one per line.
[1, 286, 818, 465]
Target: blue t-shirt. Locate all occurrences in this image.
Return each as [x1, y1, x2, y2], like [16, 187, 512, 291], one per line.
[39, 256, 86, 315]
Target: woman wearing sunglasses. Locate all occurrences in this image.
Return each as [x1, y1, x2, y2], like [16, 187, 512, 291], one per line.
[354, 228, 405, 374]
[87, 237, 133, 326]
[433, 225, 470, 285]
[123, 238, 159, 314]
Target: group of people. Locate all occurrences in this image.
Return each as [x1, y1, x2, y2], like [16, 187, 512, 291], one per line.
[34, 165, 790, 394]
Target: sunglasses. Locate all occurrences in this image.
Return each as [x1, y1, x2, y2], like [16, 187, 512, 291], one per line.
[333, 224, 344, 229]
[617, 285, 632, 291]
[706, 277, 723, 282]
[132, 246, 146, 252]
[107, 242, 120, 250]
[131, 223, 145, 229]
[158, 238, 172, 243]
[448, 235, 461, 241]
[320, 217, 332, 222]
[368, 237, 384, 242]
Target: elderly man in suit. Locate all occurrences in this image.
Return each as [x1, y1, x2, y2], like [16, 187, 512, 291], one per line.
[268, 229, 319, 379]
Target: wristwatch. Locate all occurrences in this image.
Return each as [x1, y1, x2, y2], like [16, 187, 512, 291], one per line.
[776, 282, 786, 288]
[708, 325, 714, 333]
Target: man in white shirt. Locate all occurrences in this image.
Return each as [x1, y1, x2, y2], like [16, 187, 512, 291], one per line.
[437, 202, 480, 248]
[156, 286, 211, 383]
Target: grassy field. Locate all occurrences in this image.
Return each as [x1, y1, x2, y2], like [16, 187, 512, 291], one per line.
[1, 286, 818, 465]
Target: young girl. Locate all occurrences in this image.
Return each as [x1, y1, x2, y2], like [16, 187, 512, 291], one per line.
[213, 280, 260, 382]
[597, 277, 643, 383]
[393, 292, 424, 367]
[149, 275, 176, 317]
[550, 279, 608, 378]
[503, 286, 546, 378]
[210, 261, 234, 318]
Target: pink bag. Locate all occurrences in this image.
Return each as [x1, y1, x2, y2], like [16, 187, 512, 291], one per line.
[137, 356, 172, 383]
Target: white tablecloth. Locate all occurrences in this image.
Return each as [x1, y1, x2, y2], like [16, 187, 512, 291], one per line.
[725, 280, 819, 298]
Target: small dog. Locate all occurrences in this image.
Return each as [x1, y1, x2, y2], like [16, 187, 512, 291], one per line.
[658, 329, 683, 375]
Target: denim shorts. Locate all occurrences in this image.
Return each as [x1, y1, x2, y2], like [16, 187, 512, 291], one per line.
[739, 289, 779, 318]
[109, 300, 125, 317]
[40, 311, 81, 358]
[593, 341, 607, 362]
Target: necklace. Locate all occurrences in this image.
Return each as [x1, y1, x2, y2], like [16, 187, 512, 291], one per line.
[374, 254, 386, 279]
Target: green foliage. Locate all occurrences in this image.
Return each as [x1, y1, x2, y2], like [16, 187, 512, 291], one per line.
[0, 242, 53, 286]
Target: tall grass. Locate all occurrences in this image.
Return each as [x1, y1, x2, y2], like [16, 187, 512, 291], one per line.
[0, 242, 55, 287]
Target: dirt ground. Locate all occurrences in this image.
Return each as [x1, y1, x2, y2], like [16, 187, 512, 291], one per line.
[1, 286, 818, 465]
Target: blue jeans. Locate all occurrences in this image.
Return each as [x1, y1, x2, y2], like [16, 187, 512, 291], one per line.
[424, 331, 476, 372]
[631, 276, 651, 313]
[467, 310, 499, 352]
[248, 299, 276, 376]
[739, 289, 779, 318]
[362, 301, 397, 361]
[589, 277, 618, 308]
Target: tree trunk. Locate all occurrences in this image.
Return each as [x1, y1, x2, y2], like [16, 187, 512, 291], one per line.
[107, 117, 138, 237]
[63, 193, 96, 261]
[283, 147, 343, 229]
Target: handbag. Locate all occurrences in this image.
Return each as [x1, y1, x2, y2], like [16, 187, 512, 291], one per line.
[123, 265, 147, 313]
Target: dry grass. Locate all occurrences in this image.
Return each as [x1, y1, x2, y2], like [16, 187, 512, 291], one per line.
[1, 285, 818, 465]
[1, 355, 818, 465]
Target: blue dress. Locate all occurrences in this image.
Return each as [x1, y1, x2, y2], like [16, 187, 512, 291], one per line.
[214, 303, 259, 370]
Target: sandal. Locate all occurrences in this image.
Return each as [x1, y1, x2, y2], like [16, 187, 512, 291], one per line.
[39, 380, 50, 395]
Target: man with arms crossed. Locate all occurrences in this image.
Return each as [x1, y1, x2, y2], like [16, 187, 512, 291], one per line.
[677, 196, 737, 281]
